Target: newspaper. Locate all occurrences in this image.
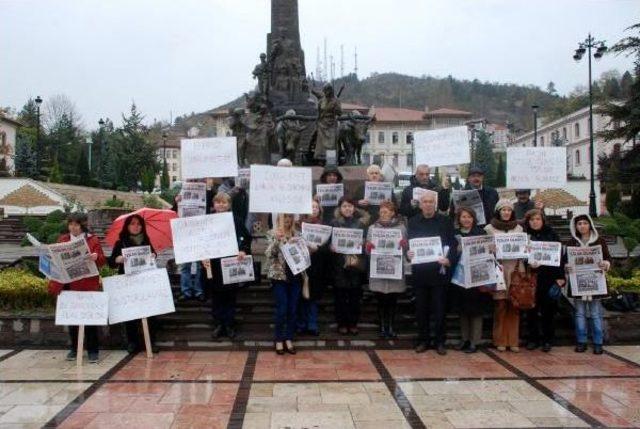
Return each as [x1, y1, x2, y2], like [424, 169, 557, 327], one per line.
[528, 241, 562, 267]
[567, 245, 607, 297]
[46, 239, 99, 283]
[370, 254, 403, 280]
[452, 190, 486, 225]
[301, 223, 333, 246]
[369, 228, 402, 256]
[412, 188, 438, 208]
[331, 227, 364, 254]
[364, 182, 393, 205]
[236, 168, 251, 189]
[282, 239, 312, 275]
[316, 183, 344, 207]
[494, 233, 529, 260]
[409, 237, 443, 264]
[121, 245, 156, 275]
[221, 255, 256, 285]
[452, 236, 496, 288]
[178, 182, 207, 218]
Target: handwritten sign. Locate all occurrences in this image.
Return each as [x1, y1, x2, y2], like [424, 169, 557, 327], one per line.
[414, 126, 470, 167]
[507, 147, 566, 189]
[249, 165, 313, 214]
[170, 212, 239, 264]
[55, 291, 109, 326]
[181, 137, 238, 179]
[102, 268, 176, 324]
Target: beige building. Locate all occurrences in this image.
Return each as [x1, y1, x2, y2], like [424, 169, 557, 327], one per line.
[510, 105, 629, 179]
[0, 114, 22, 176]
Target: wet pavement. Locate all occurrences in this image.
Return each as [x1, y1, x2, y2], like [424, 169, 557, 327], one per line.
[1, 346, 640, 428]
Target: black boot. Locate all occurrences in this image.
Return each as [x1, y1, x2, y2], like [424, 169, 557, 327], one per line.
[377, 300, 386, 338]
[386, 303, 398, 339]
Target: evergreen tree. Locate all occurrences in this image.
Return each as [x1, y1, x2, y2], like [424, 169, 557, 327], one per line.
[160, 159, 170, 191]
[14, 132, 38, 178]
[546, 81, 557, 95]
[75, 146, 90, 186]
[620, 70, 634, 97]
[495, 154, 506, 187]
[474, 130, 496, 185]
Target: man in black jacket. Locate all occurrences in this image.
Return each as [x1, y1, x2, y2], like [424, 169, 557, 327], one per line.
[460, 166, 499, 225]
[407, 192, 459, 355]
[400, 164, 450, 218]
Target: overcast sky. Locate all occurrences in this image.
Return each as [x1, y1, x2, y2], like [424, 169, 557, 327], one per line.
[2, 0, 637, 129]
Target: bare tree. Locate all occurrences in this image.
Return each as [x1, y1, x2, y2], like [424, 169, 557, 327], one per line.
[43, 94, 84, 132]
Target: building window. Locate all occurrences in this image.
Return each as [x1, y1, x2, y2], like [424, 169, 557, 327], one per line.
[226, 130, 232, 136]
[562, 127, 567, 139]
[406, 132, 413, 144]
[575, 149, 581, 166]
[172, 176, 177, 182]
[366, 132, 371, 144]
[406, 153, 413, 168]
[392, 132, 399, 144]
[392, 154, 399, 167]
[378, 132, 385, 144]
[574, 123, 580, 138]
[373, 154, 382, 165]
[540, 136, 544, 146]
[362, 153, 371, 165]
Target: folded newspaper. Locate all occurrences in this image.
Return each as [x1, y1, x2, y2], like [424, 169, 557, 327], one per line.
[27, 233, 99, 283]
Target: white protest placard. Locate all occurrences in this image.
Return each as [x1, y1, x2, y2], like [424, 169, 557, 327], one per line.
[122, 245, 156, 275]
[102, 268, 175, 324]
[507, 147, 567, 189]
[370, 254, 403, 280]
[364, 182, 393, 205]
[494, 233, 529, 260]
[55, 291, 109, 326]
[316, 183, 344, 207]
[331, 227, 364, 254]
[221, 255, 256, 285]
[528, 241, 562, 267]
[452, 236, 496, 289]
[369, 228, 402, 256]
[170, 212, 239, 264]
[249, 165, 313, 214]
[412, 188, 439, 211]
[409, 237, 443, 264]
[452, 190, 486, 225]
[301, 223, 333, 246]
[181, 137, 238, 179]
[282, 240, 312, 275]
[567, 245, 607, 297]
[414, 126, 470, 167]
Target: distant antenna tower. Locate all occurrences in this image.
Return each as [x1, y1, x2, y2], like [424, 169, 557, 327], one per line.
[323, 38, 328, 83]
[340, 44, 344, 77]
[316, 46, 322, 82]
[330, 55, 335, 82]
[354, 46, 358, 77]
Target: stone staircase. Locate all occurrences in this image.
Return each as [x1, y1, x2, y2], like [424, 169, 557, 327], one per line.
[0, 216, 28, 245]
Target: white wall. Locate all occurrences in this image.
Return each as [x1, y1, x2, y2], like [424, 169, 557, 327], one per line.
[0, 121, 18, 175]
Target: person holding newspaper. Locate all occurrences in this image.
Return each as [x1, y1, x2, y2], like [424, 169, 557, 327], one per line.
[48, 212, 106, 363]
[108, 214, 158, 354]
[400, 164, 450, 218]
[523, 209, 565, 353]
[365, 201, 408, 339]
[484, 199, 524, 352]
[462, 166, 499, 224]
[266, 213, 304, 355]
[319, 165, 345, 224]
[202, 192, 252, 341]
[565, 214, 612, 355]
[330, 196, 371, 336]
[452, 207, 493, 354]
[355, 164, 397, 222]
[407, 192, 458, 355]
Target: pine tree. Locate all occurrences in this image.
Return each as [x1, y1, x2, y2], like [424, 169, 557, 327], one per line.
[75, 146, 90, 186]
[474, 130, 496, 186]
[160, 159, 170, 191]
[620, 71, 634, 97]
[14, 133, 38, 178]
[495, 154, 506, 187]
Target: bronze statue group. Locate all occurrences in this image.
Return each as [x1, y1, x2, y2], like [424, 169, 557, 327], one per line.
[49, 162, 612, 361]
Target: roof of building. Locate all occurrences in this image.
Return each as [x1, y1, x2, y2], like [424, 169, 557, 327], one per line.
[371, 107, 427, 123]
[424, 108, 473, 118]
[341, 102, 370, 113]
[41, 181, 171, 210]
[534, 189, 587, 209]
[0, 114, 23, 128]
[0, 183, 59, 208]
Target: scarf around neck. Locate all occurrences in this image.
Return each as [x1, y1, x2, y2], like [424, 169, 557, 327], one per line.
[490, 217, 517, 232]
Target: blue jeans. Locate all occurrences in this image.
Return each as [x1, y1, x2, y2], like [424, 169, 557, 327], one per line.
[180, 262, 203, 298]
[574, 299, 604, 345]
[272, 279, 301, 342]
[297, 299, 319, 332]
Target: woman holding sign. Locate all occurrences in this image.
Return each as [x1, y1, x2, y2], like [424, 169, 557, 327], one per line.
[484, 199, 524, 352]
[48, 213, 106, 363]
[266, 213, 303, 354]
[565, 214, 612, 355]
[523, 209, 565, 353]
[108, 214, 158, 354]
[330, 196, 371, 335]
[203, 192, 252, 341]
[365, 201, 407, 339]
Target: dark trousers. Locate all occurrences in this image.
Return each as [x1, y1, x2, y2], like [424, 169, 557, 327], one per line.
[69, 325, 99, 354]
[335, 288, 363, 328]
[124, 318, 156, 349]
[415, 284, 447, 346]
[527, 283, 558, 344]
[375, 292, 399, 321]
[272, 280, 301, 342]
[212, 288, 237, 328]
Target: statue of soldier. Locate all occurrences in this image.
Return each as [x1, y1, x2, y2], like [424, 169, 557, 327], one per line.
[228, 108, 248, 166]
[275, 109, 314, 161]
[244, 103, 274, 165]
[252, 53, 269, 96]
[312, 83, 342, 163]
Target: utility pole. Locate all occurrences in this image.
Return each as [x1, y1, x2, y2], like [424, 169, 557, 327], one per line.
[354, 46, 358, 77]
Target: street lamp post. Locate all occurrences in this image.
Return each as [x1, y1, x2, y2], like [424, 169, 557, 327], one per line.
[574, 34, 607, 218]
[34, 96, 43, 175]
[467, 124, 477, 166]
[162, 131, 168, 162]
[532, 105, 539, 147]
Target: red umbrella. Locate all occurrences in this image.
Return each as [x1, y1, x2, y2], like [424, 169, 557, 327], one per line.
[105, 208, 178, 252]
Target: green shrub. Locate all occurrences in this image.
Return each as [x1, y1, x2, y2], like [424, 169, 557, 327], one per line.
[21, 210, 67, 246]
[0, 268, 54, 311]
[143, 194, 164, 209]
[104, 197, 125, 208]
[99, 265, 118, 278]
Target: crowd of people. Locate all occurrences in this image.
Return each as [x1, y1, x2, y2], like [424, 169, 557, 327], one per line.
[48, 162, 613, 361]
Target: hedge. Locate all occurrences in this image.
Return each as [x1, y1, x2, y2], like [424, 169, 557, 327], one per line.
[0, 268, 54, 311]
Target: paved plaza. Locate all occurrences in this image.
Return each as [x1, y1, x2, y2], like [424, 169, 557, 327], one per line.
[2, 346, 640, 428]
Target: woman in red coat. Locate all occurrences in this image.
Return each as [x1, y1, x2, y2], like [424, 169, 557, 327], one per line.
[48, 212, 106, 363]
